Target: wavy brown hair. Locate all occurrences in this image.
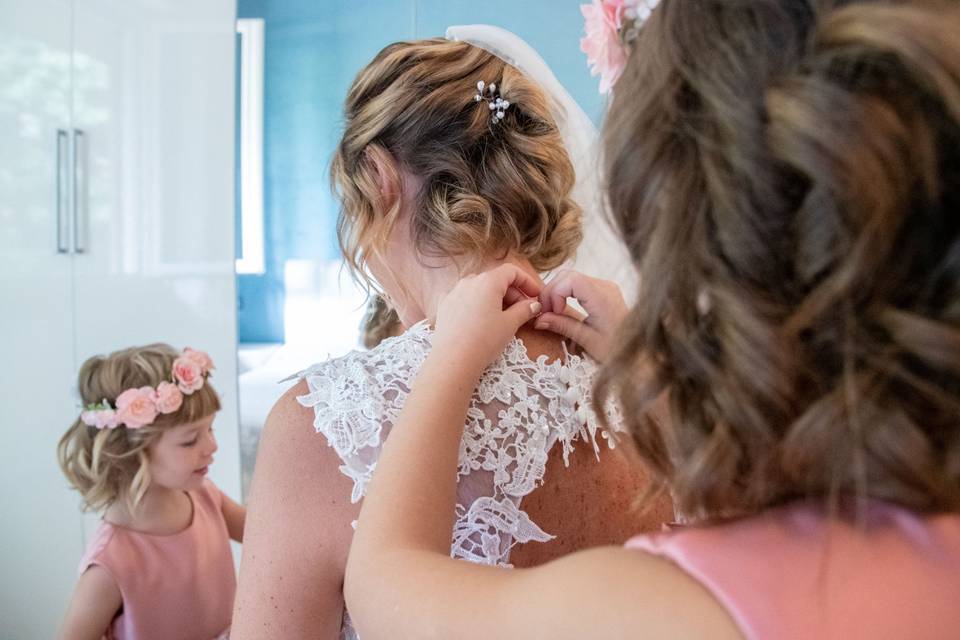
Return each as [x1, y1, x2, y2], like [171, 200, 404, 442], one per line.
[331, 38, 582, 289]
[597, 0, 960, 520]
[58, 344, 221, 512]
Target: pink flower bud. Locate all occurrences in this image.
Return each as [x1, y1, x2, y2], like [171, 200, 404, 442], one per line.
[155, 381, 184, 414]
[115, 387, 159, 429]
[172, 357, 204, 394]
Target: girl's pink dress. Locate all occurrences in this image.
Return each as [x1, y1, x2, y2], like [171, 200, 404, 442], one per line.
[626, 500, 960, 639]
[79, 479, 236, 640]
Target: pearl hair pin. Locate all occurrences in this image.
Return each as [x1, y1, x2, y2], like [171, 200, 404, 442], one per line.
[474, 80, 511, 123]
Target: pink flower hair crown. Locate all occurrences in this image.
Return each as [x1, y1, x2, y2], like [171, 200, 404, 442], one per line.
[580, 0, 660, 94]
[80, 348, 215, 430]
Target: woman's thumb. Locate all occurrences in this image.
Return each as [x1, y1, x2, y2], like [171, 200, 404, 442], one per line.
[505, 299, 543, 331]
[534, 312, 597, 351]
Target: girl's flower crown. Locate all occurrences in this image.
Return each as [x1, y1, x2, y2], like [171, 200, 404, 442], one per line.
[80, 348, 215, 430]
[580, 0, 659, 94]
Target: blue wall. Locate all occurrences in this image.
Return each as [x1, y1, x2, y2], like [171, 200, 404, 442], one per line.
[236, 0, 605, 343]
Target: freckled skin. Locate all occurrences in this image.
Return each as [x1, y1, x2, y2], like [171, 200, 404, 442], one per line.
[509, 327, 674, 568]
[512, 435, 673, 566]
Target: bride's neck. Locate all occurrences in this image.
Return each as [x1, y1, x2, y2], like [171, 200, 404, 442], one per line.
[414, 254, 542, 324]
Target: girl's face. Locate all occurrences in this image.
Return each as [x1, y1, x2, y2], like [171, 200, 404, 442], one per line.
[146, 414, 218, 492]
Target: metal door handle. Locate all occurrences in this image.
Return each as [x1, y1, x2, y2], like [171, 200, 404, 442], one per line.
[71, 129, 87, 254]
[55, 129, 69, 254]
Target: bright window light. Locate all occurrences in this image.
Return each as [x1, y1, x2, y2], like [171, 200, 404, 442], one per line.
[236, 18, 265, 275]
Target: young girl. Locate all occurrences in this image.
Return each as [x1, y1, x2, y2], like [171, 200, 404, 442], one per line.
[343, 1, 960, 638]
[58, 344, 245, 640]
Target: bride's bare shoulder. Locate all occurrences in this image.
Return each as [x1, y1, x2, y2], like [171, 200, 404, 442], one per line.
[514, 326, 568, 363]
[252, 379, 355, 498]
[235, 378, 359, 637]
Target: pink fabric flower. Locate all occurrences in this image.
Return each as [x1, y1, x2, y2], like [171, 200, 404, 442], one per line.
[173, 356, 204, 394]
[182, 347, 214, 374]
[81, 409, 120, 430]
[580, 0, 629, 94]
[155, 381, 184, 414]
[115, 387, 159, 429]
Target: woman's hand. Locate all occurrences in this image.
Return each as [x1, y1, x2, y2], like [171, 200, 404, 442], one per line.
[433, 264, 543, 375]
[535, 271, 628, 362]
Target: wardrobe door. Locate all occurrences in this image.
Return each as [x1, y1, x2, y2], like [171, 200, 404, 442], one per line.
[69, 0, 243, 534]
[0, 1, 86, 638]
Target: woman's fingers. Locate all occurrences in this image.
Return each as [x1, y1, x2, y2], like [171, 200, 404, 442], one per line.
[539, 270, 577, 315]
[502, 286, 528, 308]
[490, 263, 542, 299]
[433, 265, 544, 372]
[540, 271, 627, 326]
[534, 271, 629, 361]
[506, 297, 543, 330]
[534, 312, 601, 356]
[539, 270, 605, 318]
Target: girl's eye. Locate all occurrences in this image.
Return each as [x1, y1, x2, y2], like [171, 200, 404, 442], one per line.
[182, 438, 198, 447]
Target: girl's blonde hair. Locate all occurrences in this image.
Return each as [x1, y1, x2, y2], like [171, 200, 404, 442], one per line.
[598, 0, 960, 520]
[331, 37, 582, 289]
[58, 344, 221, 512]
[361, 295, 402, 349]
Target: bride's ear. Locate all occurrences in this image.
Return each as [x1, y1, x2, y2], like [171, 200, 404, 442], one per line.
[364, 144, 401, 212]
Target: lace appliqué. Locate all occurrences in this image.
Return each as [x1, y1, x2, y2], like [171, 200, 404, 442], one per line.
[295, 331, 428, 503]
[295, 321, 621, 568]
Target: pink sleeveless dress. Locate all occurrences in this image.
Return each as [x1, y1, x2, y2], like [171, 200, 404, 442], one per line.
[79, 479, 236, 640]
[625, 500, 960, 639]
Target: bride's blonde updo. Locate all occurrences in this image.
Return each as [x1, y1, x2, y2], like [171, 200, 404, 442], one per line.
[331, 37, 582, 286]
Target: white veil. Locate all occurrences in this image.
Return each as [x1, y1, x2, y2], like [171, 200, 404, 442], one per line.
[445, 24, 637, 302]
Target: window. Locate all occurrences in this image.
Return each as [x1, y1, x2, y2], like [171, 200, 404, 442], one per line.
[235, 18, 265, 274]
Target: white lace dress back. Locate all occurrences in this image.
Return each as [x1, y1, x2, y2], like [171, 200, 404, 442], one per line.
[294, 320, 621, 639]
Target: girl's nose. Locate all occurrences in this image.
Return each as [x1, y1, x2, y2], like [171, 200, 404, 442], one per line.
[203, 430, 218, 456]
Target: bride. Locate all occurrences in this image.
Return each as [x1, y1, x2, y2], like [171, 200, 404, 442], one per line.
[231, 25, 671, 639]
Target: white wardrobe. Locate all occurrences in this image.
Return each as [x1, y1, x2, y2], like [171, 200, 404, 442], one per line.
[0, 1, 240, 637]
